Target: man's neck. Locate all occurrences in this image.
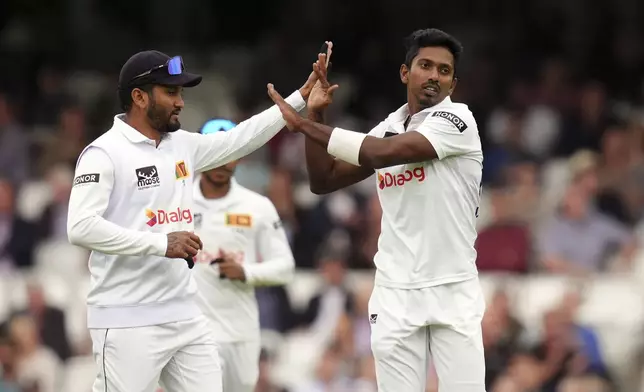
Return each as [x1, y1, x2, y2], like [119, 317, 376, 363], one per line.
[200, 179, 231, 199]
[124, 113, 162, 146]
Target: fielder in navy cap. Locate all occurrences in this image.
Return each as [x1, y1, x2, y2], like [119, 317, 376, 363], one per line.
[117, 50, 202, 135]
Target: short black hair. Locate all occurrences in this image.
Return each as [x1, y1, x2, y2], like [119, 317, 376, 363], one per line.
[404, 28, 463, 71]
[118, 84, 153, 112]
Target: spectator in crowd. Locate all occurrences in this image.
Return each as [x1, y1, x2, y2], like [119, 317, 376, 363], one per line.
[8, 314, 61, 392]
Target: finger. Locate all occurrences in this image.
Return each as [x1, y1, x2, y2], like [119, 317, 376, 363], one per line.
[186, 238, 201, 251]
[326, 41, 333, 66]
[318, 53, 328, 74]
[313, 63, 329, 88]
[189, 232, 203, 249]
[328, 84, 340, 95]
[267, 83, 284, 104]
[185, 244, 199, 257]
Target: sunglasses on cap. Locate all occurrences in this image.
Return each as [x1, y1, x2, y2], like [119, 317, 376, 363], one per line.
[129, 56, 184, 85]
[200, 119, 237, 135]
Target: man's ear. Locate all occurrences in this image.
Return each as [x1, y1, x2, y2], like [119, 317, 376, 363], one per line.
[131, 87, 150, 109]
[400, 64, 409, 85]
[449, 77, 458, 95]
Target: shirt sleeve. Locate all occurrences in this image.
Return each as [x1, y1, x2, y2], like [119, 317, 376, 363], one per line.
[67, 146, 168, 256]
[185, 91, 306, 172]
[414, 109, 480, 160]
[243, 199, 295, 286]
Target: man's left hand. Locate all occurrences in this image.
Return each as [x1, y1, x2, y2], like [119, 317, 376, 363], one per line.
[218, 250, 246, 281]
[268, 83, 305, 132]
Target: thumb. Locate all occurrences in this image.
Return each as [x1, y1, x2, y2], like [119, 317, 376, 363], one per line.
[328, 84, 340, 95]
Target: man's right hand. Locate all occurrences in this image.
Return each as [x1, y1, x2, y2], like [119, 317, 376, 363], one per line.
[307, 42, 339, 113]
[165, 231, 203, 259]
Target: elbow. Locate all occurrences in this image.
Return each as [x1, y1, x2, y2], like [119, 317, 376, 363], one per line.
[283, 260, 296, 283]
[310, 183, 332, 195]
[67, 218, 90, 247]
[67, 224, 84, 247]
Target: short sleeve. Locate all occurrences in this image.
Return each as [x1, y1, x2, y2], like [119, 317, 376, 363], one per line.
[415, 109, 481, 160]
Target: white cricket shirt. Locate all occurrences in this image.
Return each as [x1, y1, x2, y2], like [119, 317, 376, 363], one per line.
[191, 177, 294, 342]
[369, 96, 483, 289]
[67, 91, 304, 329]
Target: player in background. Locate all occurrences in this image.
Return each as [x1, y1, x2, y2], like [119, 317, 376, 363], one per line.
[266, 30, 486, 391]
[191, 118, 296, 392]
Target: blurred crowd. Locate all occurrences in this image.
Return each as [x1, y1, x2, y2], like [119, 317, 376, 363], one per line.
[3, 0, 644, 390]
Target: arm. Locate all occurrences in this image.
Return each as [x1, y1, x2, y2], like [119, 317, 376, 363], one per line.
[242, 201, 296, 286]
[67, 147, 167, 256]
[188, 91, 306, 172]
[304, 110, 374, 194]
[277, 101, 474, 169]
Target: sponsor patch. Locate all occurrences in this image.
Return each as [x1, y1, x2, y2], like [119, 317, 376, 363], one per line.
[432, 111, 468, 132]
[73, 173, 100, 187]
[136, 165, 160, 190]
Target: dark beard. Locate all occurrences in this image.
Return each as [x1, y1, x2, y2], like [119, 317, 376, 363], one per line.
[146, 98, 180, 133]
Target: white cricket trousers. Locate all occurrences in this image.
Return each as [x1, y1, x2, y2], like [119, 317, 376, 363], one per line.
[89, 315, 222, 392]
[217, 340, 261, 392]
[369, 277, 487, 392]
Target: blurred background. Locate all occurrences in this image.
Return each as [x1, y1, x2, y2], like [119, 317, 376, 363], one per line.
[2, 0, 644, 391]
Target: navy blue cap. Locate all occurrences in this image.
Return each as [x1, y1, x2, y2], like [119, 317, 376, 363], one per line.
[118, 50, 202, 89]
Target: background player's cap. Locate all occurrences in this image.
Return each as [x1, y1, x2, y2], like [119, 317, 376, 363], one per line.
[200, 118, 237, 135]
[118, 50, 202, 89]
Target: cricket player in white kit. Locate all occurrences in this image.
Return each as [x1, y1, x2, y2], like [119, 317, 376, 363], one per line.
[190, 118, 295, 392]
[67, 49, 322, 392]
[267, 32, 486, 391]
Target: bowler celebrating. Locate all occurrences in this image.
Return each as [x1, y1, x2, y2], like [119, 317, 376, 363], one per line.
[268, 30, 486, 391]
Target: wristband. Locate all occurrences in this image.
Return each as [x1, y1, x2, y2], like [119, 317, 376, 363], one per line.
[327, 128, 367, 166]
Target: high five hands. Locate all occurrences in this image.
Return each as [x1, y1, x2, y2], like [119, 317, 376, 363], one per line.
[269, 41, 339, 131]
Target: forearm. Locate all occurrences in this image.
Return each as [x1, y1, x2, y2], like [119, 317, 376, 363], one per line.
[243, 258, 295, 286]
[305, 110, 339, 190]
[298, 119, 391, 169]
[68, 215, 167, 256]
[196, 91, 306, 172]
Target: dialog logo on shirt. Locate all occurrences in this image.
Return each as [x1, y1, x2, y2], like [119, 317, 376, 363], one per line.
[136, 165, 160, 190]
[175, 160, 189, 180]
[377, 167, 426, 189]
[145, 208, 193, 227]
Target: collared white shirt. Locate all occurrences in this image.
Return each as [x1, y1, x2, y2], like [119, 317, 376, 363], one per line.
[67, 91, 305, 328]
[368, 97, 483, 289]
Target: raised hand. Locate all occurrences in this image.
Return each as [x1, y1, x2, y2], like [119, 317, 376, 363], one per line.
[297, 40, 333, 100]
[267, 84, 303, 132]
[308, 42, 339, 113]
[165, 231, 203, 259]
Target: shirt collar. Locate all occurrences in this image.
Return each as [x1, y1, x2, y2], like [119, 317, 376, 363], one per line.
[389, 96, 453, 123]
[113, 114, 158, 145]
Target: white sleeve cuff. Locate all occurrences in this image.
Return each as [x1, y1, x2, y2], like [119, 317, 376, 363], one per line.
[285, 91, 306, 112]
[151, 233, 168, 257]
[327, 127, 367, 166]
